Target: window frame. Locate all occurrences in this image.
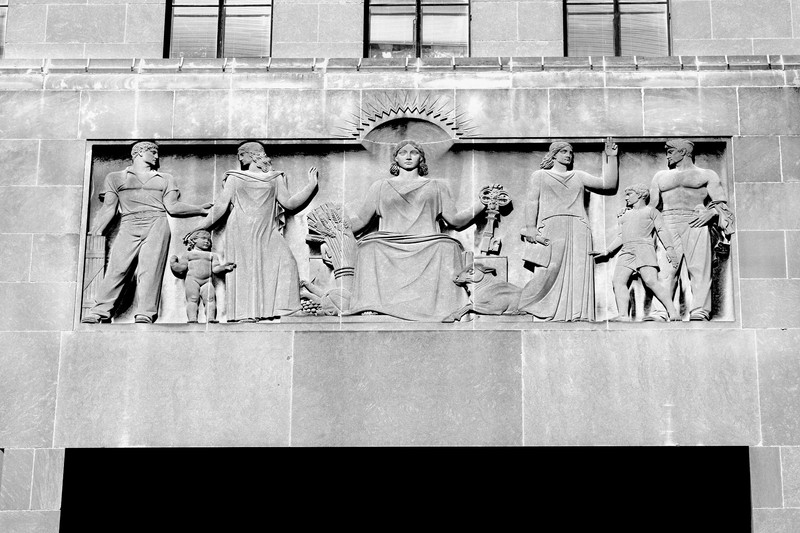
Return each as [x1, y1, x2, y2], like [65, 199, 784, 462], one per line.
[363, 0, 472, 59]
[0, 2, 8, 59]
[164, 0, 274, 59]
[563, 0, 672, 57]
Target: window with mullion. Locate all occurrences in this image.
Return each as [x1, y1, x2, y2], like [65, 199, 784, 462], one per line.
[366, 0, 470, 59]
[0, 2, 8, 59]
[167, 0, 273, 59]
[565, 0, 670, 57]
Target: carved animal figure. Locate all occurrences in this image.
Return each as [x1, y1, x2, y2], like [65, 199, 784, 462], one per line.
[442, 263, 523, 322]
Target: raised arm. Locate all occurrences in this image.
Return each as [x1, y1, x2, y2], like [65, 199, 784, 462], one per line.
[277, 167, 318, 211]
[440, 182, 485, 229]
[211, 253, 236, 275]
[169, 255, 188, 279]
[579, 138, 619, 191]
[349, 180, 380, 233]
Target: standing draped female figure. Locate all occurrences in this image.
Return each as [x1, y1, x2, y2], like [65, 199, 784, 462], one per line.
[519, 139, 618, 321]
[197, 142, 318, 322]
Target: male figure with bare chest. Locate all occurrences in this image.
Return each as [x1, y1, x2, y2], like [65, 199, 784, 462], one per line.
[648, 139, 734, 321]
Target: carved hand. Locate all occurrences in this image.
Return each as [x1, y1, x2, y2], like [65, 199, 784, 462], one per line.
[169, 255, 179, 264]
[221, 262, 236, 272]
[308, 167, 319, 187]
[689, 208, 715, 228]
[666, 248, 679, 267]
[605, 137, 619, 157]
[522, 233, 550, 246]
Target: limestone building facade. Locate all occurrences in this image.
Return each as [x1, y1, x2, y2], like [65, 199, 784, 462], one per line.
[0, 1, 799, 530]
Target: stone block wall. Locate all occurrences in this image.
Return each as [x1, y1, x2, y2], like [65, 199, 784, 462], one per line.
[0, 58, 797, 530]
[4, 1, 800, 60]
[4, 1, 165, 59]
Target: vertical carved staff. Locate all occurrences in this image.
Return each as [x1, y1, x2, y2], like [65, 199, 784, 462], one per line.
[478, 185, 511, 255]
[82, 235, 106, 318]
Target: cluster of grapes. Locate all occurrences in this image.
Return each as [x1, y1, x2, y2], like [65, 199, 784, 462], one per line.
[300, 298, 323, 316]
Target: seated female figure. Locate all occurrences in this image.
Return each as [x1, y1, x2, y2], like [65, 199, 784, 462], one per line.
[348, 140, 485, 320]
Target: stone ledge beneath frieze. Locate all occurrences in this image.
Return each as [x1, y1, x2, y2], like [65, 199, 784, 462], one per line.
[0, 56, 796, 92]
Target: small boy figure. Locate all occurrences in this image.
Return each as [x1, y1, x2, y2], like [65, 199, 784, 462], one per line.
[594, 184, 681, 321]
[169, 230, 236, 323]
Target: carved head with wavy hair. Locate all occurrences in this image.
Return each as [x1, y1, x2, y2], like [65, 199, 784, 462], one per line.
[237, 141, 273, 172]
[390, 139, 429, 177]
[540, 141, 573, 170]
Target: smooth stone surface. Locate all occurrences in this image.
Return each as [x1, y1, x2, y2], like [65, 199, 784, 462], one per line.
[739, 88, 800, 135]
[0, 187, 81, 234]
[291, 331, 522, 446]
[643, 87, 738, 136]
[54, 332, 292, 447]
[750, 447, 784, 508]
[0, 140, 38, 186]
[753, 509, 800, 533]
[733, 136, 781, 182]
[711, 0, 792, 38]
[267, 89, 359, 138]
[758, 330, 800, 445]
[781, 446, 800, 508]
[786, 231, 800, 278]
[741, 280, 800, 329]
[84, 43, 164, 59]
[670, 0, 712, 40]
[318, 3, 363, 44]
[0, 235, 32, 282]
[173, 90, 269, 138]
[0, 511, 60, 533]
[523, 330, 759, 445]
[29, 449, 64, 511]
[781, 136, 800, 182]
[38, 140, 86, 186]
[517, 2, 562, 42]
[0, 449, 33, 510]
[736, 183, 800, 230]
[0, 91, 80, 139]
[30, 234, 79, 283]
[0, 334, 59, 448]
[272, 2, 319, 43]
[549, 88, 644, 137]
[79, 90, 174, 139]
[0, 283, 74, 331]
[738, 231, 787, 278]
[471, 1, 516, 43]
[5, 4, 46, 44]
[45, 4, 125, 44]
[124, 3, 165, 44]
[455, 89, 548, 137]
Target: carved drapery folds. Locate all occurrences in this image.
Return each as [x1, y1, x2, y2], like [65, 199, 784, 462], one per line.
[80, 136, 735, 324]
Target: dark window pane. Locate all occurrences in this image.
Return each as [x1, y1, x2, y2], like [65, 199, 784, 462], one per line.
[620, 10, 669, 55]
[171, 6, 218, 58]
[369, 5, 416, 58]
[567, 13, 615, 56]
[0, 7, 6, 59]
[223, 5, 271, 57]
[421, 5, 468, 57]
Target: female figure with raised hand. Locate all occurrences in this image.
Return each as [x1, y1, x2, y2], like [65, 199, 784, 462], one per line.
[348, 139, 486, 320]
[519, 139, 618, 321]
[198, 142, 318, 322]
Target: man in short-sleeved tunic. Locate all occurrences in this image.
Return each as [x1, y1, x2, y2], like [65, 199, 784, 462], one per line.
[83, 142, 210, 323]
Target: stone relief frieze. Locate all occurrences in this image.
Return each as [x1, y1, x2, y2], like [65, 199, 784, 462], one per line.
[79, 130, 735, 325]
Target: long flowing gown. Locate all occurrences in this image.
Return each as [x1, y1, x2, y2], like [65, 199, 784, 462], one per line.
[348, 177, 469, 320]
[518, 169, 596, 321]
[219, 170, 301, 320]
